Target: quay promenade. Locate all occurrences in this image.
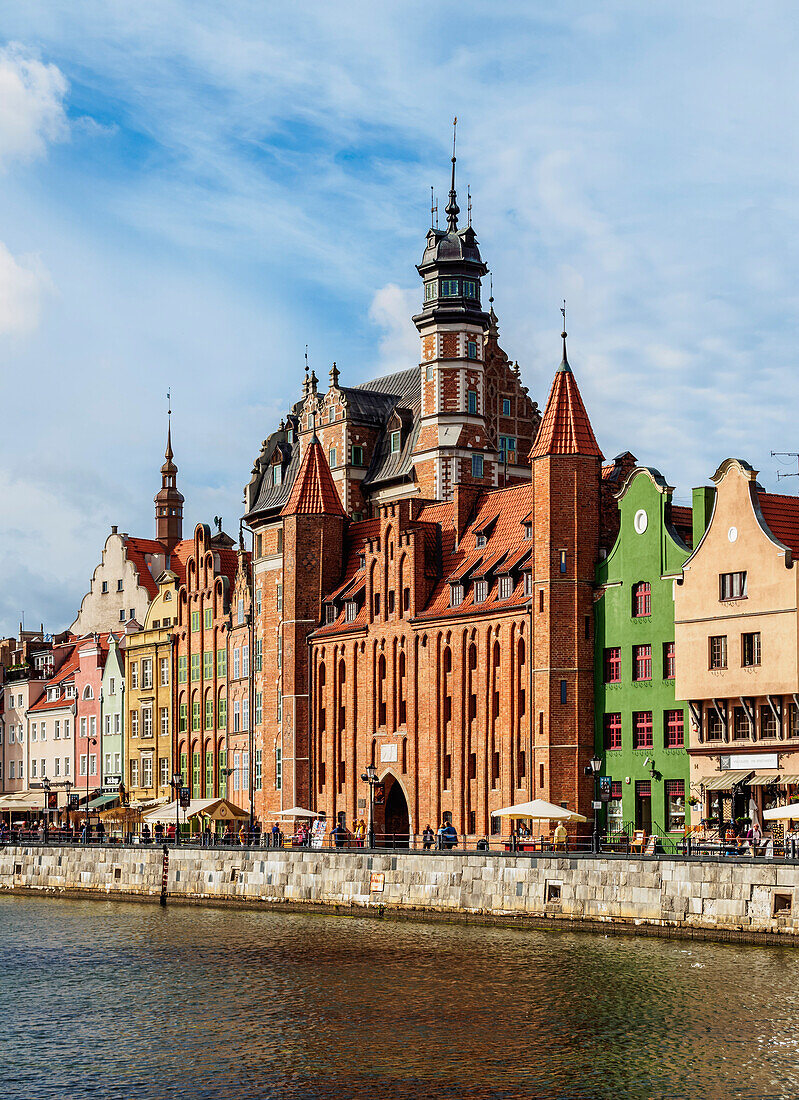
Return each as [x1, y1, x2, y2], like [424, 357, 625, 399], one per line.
[5, 842, 799, 945]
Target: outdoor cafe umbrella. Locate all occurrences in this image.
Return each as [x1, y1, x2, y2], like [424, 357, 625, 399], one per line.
[763, 803, 799, 821]
[490, 798, 587, 823]
[274, 806, 318, 818]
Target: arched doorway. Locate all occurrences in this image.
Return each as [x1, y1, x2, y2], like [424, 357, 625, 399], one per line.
[382, 778, 410, 848]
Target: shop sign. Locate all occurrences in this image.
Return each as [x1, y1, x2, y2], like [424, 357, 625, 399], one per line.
[720, 754, 778, 770]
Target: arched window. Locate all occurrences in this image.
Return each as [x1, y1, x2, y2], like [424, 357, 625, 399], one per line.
[338, 659, 346, 731]
[318, 662, 326, 733]
[442, 647, 452, 726]
[377, 654, 387, 727]
[398, 651, 407, 726]
[632, 581, 651, 618]
[82, 685, 93, 700]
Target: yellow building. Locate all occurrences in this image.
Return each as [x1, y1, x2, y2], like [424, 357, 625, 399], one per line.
[125, 570, 180, 805]
[675, 459, 799, 829]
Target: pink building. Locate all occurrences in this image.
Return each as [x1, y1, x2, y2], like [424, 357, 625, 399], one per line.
[26, 645, 79, 791]
[73, 636, 108, 807]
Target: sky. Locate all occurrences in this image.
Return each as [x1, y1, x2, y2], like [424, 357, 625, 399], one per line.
[1, 2, 799, 637]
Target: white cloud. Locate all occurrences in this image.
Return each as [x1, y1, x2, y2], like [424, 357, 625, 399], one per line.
[368, 284, 419, 376]
[0, 42, 68, 169]
[0, 241, 50, 335]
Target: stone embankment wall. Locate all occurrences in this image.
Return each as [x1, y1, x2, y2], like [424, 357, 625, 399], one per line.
[4, 846, 799, 943]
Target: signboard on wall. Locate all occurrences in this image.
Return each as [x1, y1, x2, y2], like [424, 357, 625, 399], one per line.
[720, 754, 778, 771]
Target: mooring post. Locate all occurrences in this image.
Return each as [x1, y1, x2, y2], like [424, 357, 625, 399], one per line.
[160, 843, 169, 907]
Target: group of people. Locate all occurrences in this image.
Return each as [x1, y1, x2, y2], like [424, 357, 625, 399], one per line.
[421, 821, 460, 850]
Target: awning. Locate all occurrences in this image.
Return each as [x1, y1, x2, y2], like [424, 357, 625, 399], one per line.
[142, 798, 249, 825]
[0, 790, 53, 811]
[491, 798, 587, 823]
[274, 806, 318, 818]
[764, 802, 799, 821]
[704, 770, 753, 790]
[781, 775, 799, 786]
[747, 773, 782, 787]
[87, 793, 119, 810]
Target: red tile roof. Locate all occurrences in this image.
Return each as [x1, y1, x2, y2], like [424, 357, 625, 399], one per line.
[758, 491, 799, 555]
[281, 437, 346, 518]
[124, 537, 163, 598]
[530, 362, 603, 460]
[28, 646, 80, 712]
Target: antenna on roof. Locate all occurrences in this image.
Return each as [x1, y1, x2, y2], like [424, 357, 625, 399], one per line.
[489, 272, 494, 307]
[431, 186, 438, 229]
[304, 345, 309, 377]
[771, 451, 799, 480]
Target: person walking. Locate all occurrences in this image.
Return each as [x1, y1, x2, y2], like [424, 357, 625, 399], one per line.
[443, 821, 458, 850]
[239, 823, 247, 846]
[271, 821, 281, 848]
[553, 822, 567, 851]
[422, 824, 435, 850]
[355, 819, 366, 847]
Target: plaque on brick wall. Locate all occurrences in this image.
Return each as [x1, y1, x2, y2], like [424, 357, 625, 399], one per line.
[380, 743, 398, 763]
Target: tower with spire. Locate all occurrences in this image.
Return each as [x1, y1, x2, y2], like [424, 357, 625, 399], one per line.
[412, 119, 492, 501]
[154, 399, 184, 555]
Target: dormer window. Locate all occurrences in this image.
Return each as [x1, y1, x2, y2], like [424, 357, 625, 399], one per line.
[358, 553, 366, 569]
[463, 280, 476, 298]
[449, 583, 464, 607]
[48, 688, 60, 702]
[287, 427, 294, 443]
[523, 521, 532, 540]
[272, 465, 283, 487]
[476, 534, 487, 548]
[345, 600, 357, 623]
[441, 279, 459, 297]
[498, 575, 513, 600]
[474, 580, 488, 603]
[424, 281, 437, 301]
[390, 431, 401, 454]
[325, 604, 336, 625]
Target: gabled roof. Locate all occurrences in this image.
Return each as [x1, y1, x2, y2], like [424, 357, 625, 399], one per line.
[758, 491, 799, 556]
[281, 436, 346, 518]
[28, 646, 80, 712]
[530, 342, 602, 460]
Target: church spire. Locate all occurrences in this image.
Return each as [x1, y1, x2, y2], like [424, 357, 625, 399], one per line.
[155, 391, 184, 553]
[445, 116, 459, 231]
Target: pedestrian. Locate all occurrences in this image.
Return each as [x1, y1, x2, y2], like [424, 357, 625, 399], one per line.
[202, 824, 212, 847]
[437, 821, 446, 850]
[355, 819, 366, 847]
[239, 823, 247, 846]
[332, 822, 347, 848]
[271, 821, 281, 848]
[422, 823, 435, 850]
[154, 822, 164, 844]
[141, 823, 151, 845]
[443, 821, 458, 850]
[553, 822, 567, 851]
[252, 820, 262, 846]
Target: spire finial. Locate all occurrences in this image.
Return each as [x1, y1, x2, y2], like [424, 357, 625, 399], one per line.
[165, 388, 173, 461]
[559, 299, 570, 371]
[445, 116, 459, 231]
[305, 345, 309, 378]
[489, 273, 494, 307]
[467, 184, 471, 228]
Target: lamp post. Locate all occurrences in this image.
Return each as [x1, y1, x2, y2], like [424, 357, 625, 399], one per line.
[171, 773, 182, 845]
[41, 776, 51, 844]
[63, 779, 72, 838]
[84, 737, 97, 844]
[585, 754, 602, 854]
[361, 764, 378, 849]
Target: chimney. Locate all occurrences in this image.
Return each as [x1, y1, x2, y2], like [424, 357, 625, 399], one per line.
[111, 525, 118, 535]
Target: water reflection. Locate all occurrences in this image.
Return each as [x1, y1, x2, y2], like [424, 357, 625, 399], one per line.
[2, 896, 799, 1099]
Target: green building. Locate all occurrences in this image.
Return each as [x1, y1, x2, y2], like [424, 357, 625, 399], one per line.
[594, 467, 698, 839]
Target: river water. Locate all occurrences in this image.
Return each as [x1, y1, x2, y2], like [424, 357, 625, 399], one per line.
[3, 896, 799, 1100]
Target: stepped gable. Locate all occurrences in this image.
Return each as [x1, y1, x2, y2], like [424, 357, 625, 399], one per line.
[757, 490, 799, 555]
[530, 335, 603, 460]
[281, 435, 346, 518]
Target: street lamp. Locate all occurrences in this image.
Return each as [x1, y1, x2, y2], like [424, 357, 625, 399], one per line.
[84, 737, 97, 844]
[63, 779, 73, 838]
[171, 773, 182, 845]
[585, 754, 603, 854]
[41, 776, 51, 844]
[360, 764, 378, 849]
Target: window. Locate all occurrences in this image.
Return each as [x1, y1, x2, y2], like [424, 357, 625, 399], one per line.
[523, 572, 532, 596]
[441, 278, 459, 296]
[54, 758, 60, 777]
[345, 600, 357, 623]
[706, 709, 724, 741]
[218, 695, 226, 729]
[474, 580, 488, 603]
[160, 707, 169, 737]
[243, 751, 250, 792]
[560, 680, 567, 704]
[80, 716, 87, 739]
[742, 632, 761, 667]
[498, 575, 513, 600]
[709, 635, 727, 670]
[449, 583, 464, 607]
[89, 755, 97, 776]
[142, 707, 153, 738]
[604, 713, 622, 750]
[64, 719, 70, 740]
[607, 781, 624, 831]
[131, 711, 139, 737]
[471, 454, 483, 479]
[141, 659, 152, 689]
[204, 608, 212, 630]
[191, 654, 201, 682]
[130, 759, 139, 788]
[424, 281, 436, 301]
[665, 710, 684, 748]
[233, 701, 241, 733]
[233, 648, 240, 680]
[160, 757, 169, 788]
[160, 657, 169, 686]
[463, 279, 476, 298]
[108, 678, 115, 695]
[733, 706, 750, 740]
[604, 647, 621, 683]
[217, 649, 226, 678]
[277, 529, 283, 553]
[633, 644, 652, 682]
[233, 751, 240, 791]
[255, 691, 262, 726]
[276, 747, 282, 790]
[276, 584, 283, 612]
[499, 436, 516, 461]
[101, 580, 108, 594]
[632, 581, 651, 617]
[325, 604, 336, 624]
[390, 430, 401, 453]
[243, 698, 250, 730]
[205, 696, 213, 730]
[328, 447, 337, 468]
[467, 390, 477, 414]
[761, 705, 779, 739]
[243, 645, 249, 677]
[502, 397, 512, 417]
[720, 571, 747, 601]
[142, 756, 153, 789]
[131, 662, 139, 689]
[31, 759, 37, 778]
[117, 579, 124, 592]
[426, 364, 434, 381]
[351, 445, 364, 466]
[192, 752, 201, 798]
[665, 780, 685, 832]
[273, 465, 283, 486]
[277, 636, 282, 670]
[559, 550, 567, 574]
[467, 340, 477, 360]
[633, 711, 653, 749]
[663, 642, 675, 680]
[328, 405, 335, 423]
[54, 720, 60, 740]
[191, 610, 200, 632]
[178, 656, 187, 683]
[523, 521, 532, 540]
[192, 699, 201, 731]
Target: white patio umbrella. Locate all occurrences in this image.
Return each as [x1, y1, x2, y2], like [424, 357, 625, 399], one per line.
[763, 803, 799, 821]
[274, 806, 318, 818]
[490, 798, 587, 823]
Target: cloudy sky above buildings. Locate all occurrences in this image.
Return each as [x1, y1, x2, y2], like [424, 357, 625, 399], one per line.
[1, 2, 799, 636]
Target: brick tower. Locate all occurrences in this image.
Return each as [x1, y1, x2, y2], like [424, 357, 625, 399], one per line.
[530, 328, 602, 823]
[412, 126, 492, 500]
[154, 411, 184, 556]
[279, 434, 346, 811]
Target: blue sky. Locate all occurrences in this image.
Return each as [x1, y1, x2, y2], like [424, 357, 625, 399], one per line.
[1, 2, 799, 636]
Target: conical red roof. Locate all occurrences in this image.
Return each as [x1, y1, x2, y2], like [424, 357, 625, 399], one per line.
[530, 347, 603, 460]
[281, 436, 347, 517]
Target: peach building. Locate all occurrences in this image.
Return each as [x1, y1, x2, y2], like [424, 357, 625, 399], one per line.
[675, 459, 799, 829]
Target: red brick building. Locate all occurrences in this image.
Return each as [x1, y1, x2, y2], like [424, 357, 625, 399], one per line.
[243, 170, 614, 839]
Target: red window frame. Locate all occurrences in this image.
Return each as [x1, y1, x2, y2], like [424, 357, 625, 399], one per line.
[663, 641, 675, 680]
[664, 779, 684, 797]
[604, 713, 622, 750]
[610, 781, 622, 800]
[664, 709, 684, 748]
[633, 711, 653, 749]
[632, 581, 651, 617]
[604, 647, 621, 683]
[633, 644, 652, 682]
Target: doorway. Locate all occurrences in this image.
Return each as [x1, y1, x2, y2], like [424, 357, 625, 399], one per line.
[635, 781, 652, 833]
[383, 779, 410, 848]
